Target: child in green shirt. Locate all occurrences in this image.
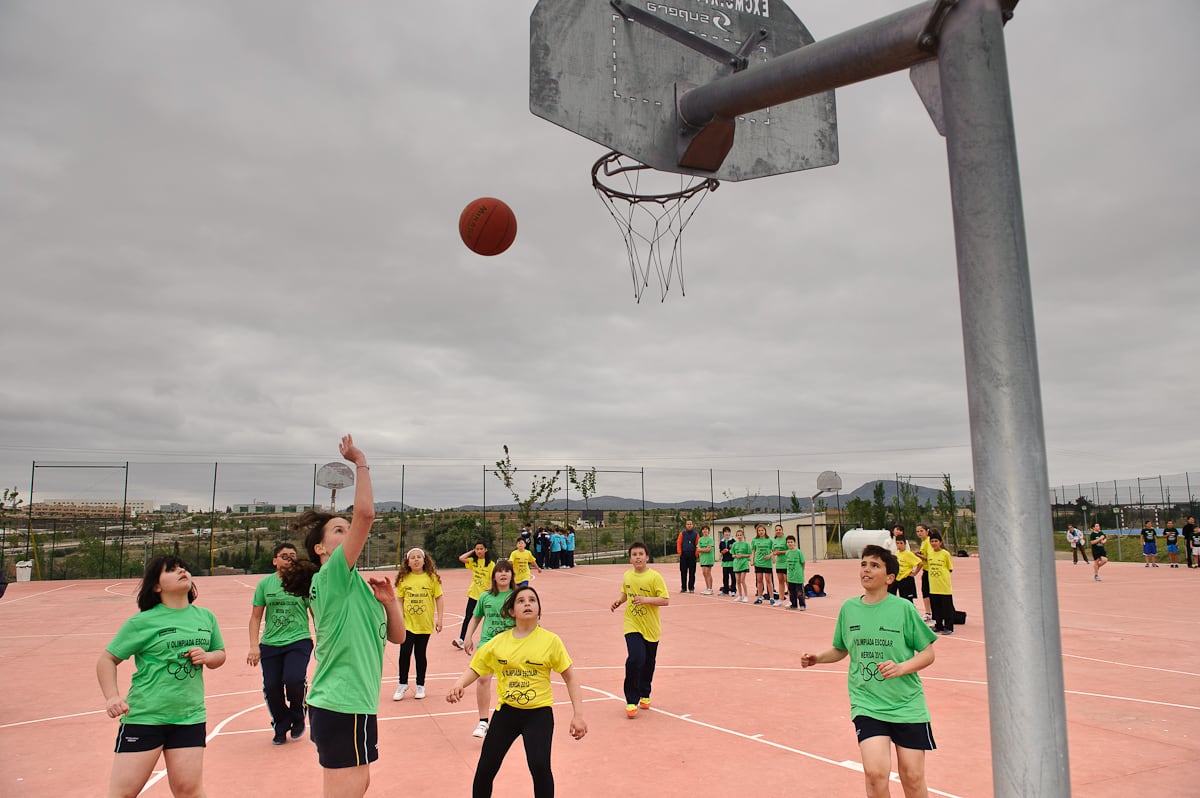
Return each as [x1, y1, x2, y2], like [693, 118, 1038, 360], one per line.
[802, 544, 937, 798]
[778, 535, 807, 610]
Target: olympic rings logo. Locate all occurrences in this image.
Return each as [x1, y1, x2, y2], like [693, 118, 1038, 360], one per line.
[503, 689, 537, 706]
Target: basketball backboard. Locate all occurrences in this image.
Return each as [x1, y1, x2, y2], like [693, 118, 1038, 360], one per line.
[530, 0, 838, 181]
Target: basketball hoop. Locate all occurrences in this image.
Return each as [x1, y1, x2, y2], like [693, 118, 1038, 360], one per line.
[591, 150, 719, 303]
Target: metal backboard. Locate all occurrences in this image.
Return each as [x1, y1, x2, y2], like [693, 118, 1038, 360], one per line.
[530, 0, 838, 181]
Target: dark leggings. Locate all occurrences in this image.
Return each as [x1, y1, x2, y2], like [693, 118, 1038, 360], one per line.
[459, 598, 478, 640]
[472, 705, 554, 798]
[623, 632, 659, 705]
[398, 632, 430, 685]
[787, 582, 806, 608]
[260, 638, 312, 732]
[930, 593, 956, 632]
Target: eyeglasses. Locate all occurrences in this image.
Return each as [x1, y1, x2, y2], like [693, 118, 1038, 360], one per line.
[277, 552, 296, 561]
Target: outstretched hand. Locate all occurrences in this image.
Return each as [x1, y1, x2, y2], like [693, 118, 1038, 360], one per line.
[339, 434, 366, 467]
[366, 575, 396, 603]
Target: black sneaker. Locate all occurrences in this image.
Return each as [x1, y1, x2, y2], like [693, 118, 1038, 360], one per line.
[290, 717, 306, 740]
[272, 728, 288, 746]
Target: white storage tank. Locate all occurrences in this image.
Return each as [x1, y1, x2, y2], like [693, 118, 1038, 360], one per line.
[841, 529, 896, 559]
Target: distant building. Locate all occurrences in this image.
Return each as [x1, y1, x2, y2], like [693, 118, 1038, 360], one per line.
[230, 502, 316, 514]
[159, 502, 189, 514]
[30, 499, 155, 518]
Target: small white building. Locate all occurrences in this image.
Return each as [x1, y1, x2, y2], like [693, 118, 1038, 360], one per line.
[710, 512, 828, 562]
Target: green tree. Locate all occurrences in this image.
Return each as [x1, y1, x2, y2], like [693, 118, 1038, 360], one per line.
[423, 515, 495, 572]
[845, 496, 872, 528]
[567, 466, 598, 514]
[870, 482, 888, 529]
[898, 480, 921, 529]
[936, 474, 959, 549]
[789, 491, 801, 513]
[493, 445, 561, 526]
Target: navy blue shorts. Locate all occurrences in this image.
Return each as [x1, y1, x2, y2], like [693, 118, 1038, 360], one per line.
[309, 706, 377, 769]
[114, 722, 206, 753]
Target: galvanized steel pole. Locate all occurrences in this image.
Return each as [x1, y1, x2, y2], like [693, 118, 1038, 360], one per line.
[939, 0, 1070, 794]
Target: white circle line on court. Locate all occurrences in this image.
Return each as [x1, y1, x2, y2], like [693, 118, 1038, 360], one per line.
[0, 583, 76, 604]
[139, 704, 262, 795]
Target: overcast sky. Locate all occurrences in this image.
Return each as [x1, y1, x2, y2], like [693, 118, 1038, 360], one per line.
[2, 0, 1197, 510]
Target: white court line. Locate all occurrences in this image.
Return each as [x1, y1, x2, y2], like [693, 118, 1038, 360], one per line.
[1062, 653, 1200, 678]
[575, 683, 964, 798]
[1065, 691, 1200, 712]
[105, 582, 136, 595]
[139, 704, 261, 795]
[0, 583, 76, 604]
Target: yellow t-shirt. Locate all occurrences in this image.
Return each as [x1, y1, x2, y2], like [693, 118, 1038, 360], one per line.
[469, 625, 572, 710]
[397, 571, 443, 634]
[621, 567, 669, 642]
[919, 536, 932, 564]
[509, 549, 536, 584]
[926, 549, 954, 595]
[466, 558, 495, 600]
[896, 549, 922, 581]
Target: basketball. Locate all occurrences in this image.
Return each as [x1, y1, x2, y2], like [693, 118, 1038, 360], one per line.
[459, 197, 517, 256]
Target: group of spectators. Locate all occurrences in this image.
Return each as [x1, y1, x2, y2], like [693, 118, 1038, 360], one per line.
[517, 523, 576, 569]
[1064, 516, 1200, 571]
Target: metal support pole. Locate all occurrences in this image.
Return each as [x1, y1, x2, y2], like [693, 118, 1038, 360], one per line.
[939, 1, 1069, 794]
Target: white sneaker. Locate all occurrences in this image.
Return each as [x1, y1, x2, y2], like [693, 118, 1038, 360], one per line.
[452, 638, 464, 649]
[393, 684, 408, 701]
[702, 589, 713, 595]
[472, 720, 489, 738]
[415, 685, 426, 699]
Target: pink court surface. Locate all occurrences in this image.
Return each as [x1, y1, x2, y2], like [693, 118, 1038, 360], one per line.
[1, 556, 1197, 797]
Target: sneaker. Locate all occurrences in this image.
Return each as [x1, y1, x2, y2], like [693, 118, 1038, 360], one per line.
[472, 720, 489, 738]
[415, 685, 426, 699]
[452, 638, 465, 649]
[638, 697, 651, 709]
[799, 605, 806, 611]
[290, 717, 306, 740]
[1145, 563, 1150, 567]
[272, 726, 288, 745]
[1152, 564, 1159, 567]
[702, 589, 713, 595]
[786, 605, 799, 611]
[393, 684, 408, 701]
[768, 599, 776, 606]
[1094, 574, 1101, 582]
[754, 598, 763, 605]
[625, 704, 638, 719]
[938, 629, 955, 635]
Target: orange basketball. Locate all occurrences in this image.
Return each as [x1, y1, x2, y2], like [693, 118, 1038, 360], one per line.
[459, 197, 517, 256]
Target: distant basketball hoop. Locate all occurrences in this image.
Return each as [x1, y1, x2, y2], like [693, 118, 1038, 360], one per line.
[316, 462, 354, 511]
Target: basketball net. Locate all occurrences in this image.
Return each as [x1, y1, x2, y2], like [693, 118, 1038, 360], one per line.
[592, 150, 719, 303]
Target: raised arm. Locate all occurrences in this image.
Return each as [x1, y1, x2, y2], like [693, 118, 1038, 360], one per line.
[339, 434, 375, 568]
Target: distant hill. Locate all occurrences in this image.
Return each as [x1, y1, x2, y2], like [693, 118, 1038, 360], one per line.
[393, 481, 971, 514]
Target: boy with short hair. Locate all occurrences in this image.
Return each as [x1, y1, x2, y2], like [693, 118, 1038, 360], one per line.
[1140, 521, 1159, 567]
[610, 542, 670, 718]
[802, 545, 937, 798]
[925, 530, 956, 635]
[779, 535, 807, 610]
[718, 527, 735, 595]
[508, 537, 541, 587]
[890, 537, 922, 603]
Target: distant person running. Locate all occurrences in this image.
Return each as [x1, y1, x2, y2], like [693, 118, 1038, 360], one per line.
[802, 545, 937, 798]
[1089, 523, 1109, 582]
[247, 542, 313, 745]
[1065, 524, 1088, 565]
[611, 541, 670, 718]
[460, 559, 515, 739]
[98, 555, 226, 798]
[454, 542, 495, 649]
[447, 585, 587, 798]
[394, 547, 444, 701]
[279, 435, 406, 797]
[509, 537, 541, 587]
[731, 529, 752, 601]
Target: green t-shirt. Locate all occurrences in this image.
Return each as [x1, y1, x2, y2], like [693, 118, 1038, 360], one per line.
[106, 603, 224, 725]
[751, 537, 774, 569]
[473, 589, 514, 646]
[770, 536, 788, 564]
[781, 548, 806, 584]
[731, 541, 752, 572]
[698, 535, 716, 566]
[831, 594, 937, 723]
[307, 543, 387, 715]
[253, 572, 311, 647]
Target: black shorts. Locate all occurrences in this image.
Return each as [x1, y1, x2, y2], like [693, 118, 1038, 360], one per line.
[114, 722, 206, 753]
[921, 571, 930, 593]
[853, 715, 936, 751]
[309, 706, 378, 769]
[1091, 546, 1106, 559]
